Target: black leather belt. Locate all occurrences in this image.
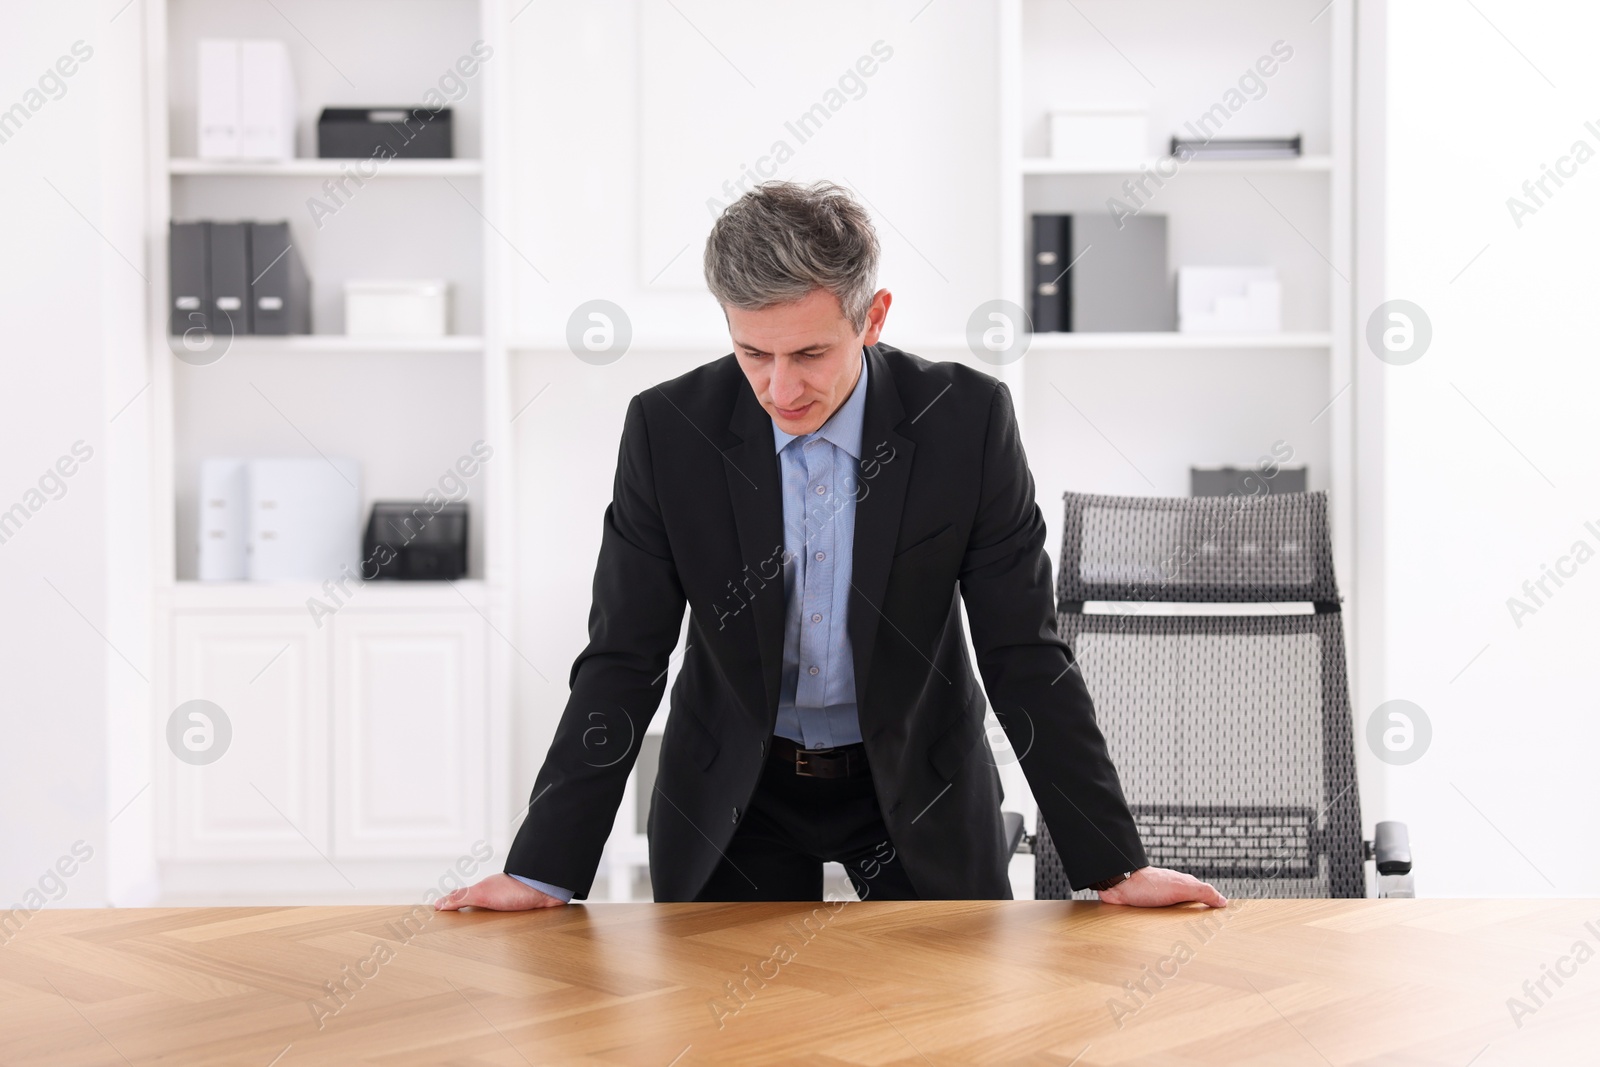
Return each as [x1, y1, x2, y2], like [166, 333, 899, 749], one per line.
[770, 735, 868, 778]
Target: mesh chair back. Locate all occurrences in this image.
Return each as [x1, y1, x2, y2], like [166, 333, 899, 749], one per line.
[1056, 490, 1340, 606]
[1036, 491, 1365, 900]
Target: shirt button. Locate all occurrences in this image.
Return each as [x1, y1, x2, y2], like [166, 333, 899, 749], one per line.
[814, 551, 825, 561]
[815, 485, 826, 495]
[808, 666, 820, 676]
[811, 613, 822, 623]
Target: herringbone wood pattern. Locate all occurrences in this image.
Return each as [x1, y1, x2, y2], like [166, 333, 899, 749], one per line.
[1, 899, 1595, 1065]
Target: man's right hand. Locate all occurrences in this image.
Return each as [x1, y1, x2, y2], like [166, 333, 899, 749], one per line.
[434, 872, 567, 912]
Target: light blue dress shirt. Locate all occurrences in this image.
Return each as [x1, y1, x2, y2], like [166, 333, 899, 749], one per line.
[770, 350, 867, 748]
[511, 351, 869, 903]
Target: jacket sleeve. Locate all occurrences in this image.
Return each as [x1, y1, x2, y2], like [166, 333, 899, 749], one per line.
[503, 393, 686, 899]
[958, 381, 1148, 888]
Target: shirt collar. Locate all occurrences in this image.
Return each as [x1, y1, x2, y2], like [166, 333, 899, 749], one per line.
[770, 349, 869, 459]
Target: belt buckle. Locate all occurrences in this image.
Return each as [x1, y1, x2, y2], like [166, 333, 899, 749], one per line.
[794, 749, 814, 777]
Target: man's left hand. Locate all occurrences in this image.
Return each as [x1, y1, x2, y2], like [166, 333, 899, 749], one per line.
[1096, 866, 1227, 908]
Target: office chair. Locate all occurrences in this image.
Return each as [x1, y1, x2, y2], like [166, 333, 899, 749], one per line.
[1014, 489, 1413, 900]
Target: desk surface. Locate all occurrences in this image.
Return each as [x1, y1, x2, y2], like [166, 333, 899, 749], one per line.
[1, 899, 1595, 1065]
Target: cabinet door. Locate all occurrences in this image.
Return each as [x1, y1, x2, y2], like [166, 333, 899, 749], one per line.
[331, 610, 487, 857]
[168, 612, 330, 859]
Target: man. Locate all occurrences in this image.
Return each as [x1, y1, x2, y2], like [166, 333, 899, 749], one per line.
[440, 181, 1224, 910]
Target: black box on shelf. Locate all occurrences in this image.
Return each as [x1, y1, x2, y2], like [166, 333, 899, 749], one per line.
[1030, 214, 1071, 333]
[169, 221, 211, 335]
[248, 222, 311, 335]
[363, 501, 468, 580]
[317, 107, 454, 159]
[1170, 134, 1302, 161]
[207, 220, 253, 335]
[169, 219, 312, 336]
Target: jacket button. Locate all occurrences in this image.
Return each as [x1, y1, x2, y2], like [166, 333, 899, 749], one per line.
[759, 739, 766, 756]
[732, 807, 740, 823]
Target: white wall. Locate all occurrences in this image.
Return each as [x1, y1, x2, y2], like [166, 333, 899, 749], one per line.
[503, 1, 1000, 341]
[0, 2, 147, 911]
[505, 0, 1005, 819]
[1380, 0, 1600, 895]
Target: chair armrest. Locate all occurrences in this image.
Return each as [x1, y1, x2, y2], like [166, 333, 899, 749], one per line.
[1002, 810, 1029, 856]
[1371, 821, 1412, 875]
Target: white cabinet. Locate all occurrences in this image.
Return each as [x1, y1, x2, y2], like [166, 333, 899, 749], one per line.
[331, 611, 486, 857]
[162, 594, 490, 874]
[169, 612, 329, 859]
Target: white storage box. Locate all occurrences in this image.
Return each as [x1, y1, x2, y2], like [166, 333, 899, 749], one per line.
[246, 458, 362, 582]
[238, 40, 296, 162]
[1178, 267, 1282, 333]
[197, 458, 248, 580]
[197, 457, 361, 581]
[1049, 106, 1148, 164]
[344, 280, 450, 336]
[198, 39, 295, 162]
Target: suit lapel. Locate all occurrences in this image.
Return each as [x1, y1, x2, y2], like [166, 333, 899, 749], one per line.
[721, 382, 787, 719]
[848, 344, 916, 713]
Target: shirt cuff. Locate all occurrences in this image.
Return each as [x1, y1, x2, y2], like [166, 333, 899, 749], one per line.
[508, 874, 574, 903]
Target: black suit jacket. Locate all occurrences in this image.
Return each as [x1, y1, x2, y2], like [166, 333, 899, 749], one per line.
[505, 342, 1148, 900]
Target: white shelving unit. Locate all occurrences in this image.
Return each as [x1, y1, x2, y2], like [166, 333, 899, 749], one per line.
[998, 0, 1355, 538]
[140, 0, 516, 901]
[995, 0, 1360, 849]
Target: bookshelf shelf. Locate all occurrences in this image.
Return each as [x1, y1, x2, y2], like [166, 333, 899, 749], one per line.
[169, 157, 484, 177]
[1022, 331, 1333, 351]
[506, 335, 729, 354]
[1020, 155, 1334, 176]
[166, 578, 489, 611]
[173, 334, 484, 355]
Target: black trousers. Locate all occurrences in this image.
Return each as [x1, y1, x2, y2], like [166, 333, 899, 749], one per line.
[694, 742, 920, 902]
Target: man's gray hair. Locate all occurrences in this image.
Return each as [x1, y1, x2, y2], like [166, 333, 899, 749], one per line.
[703, 180, 881, 333]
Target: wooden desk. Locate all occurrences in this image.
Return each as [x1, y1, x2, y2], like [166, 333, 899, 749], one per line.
[2, 899, 1595, 1065]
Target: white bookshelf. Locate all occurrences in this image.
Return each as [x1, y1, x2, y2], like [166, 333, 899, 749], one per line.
[140, 0, 516, 902]
[997, 0, 1355, 522]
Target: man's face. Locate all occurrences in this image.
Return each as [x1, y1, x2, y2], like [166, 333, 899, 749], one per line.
[728, 286, 891, 436]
